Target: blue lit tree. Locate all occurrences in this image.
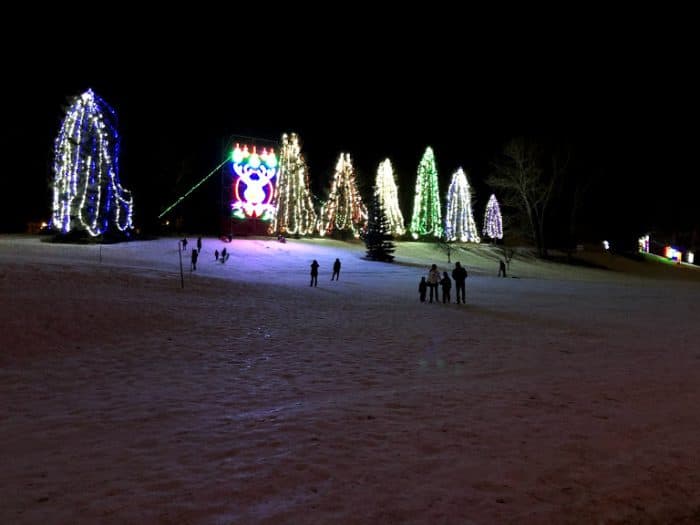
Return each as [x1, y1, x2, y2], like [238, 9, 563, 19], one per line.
[51, 89, 133, 236]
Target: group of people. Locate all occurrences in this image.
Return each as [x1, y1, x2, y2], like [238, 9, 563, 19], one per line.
[181, 237, 203, 271]
[182, 236, 505, 296]
[214, 247, 230, 264]
[419, 262, 469, 304]
[182, 236, 235, 271]
[310, 258, 342, 286]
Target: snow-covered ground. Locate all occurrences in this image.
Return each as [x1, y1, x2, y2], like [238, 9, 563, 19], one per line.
[1, 235, 699, 524]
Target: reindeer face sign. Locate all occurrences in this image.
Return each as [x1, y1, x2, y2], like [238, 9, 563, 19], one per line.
[231, 144, 278, 220]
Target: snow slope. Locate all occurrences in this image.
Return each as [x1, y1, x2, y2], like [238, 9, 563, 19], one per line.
[1, 235, 699, 524]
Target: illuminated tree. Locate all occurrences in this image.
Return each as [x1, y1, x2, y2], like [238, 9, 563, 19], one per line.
[51, 89, 133, 236]
[271, 132, 317, 236]
[482, 193, 503, 241]
[319, 153, 367, 238]
[445, 168, 480, 242]
[364, 192, 395, 262]
[410, 146, 442, 239]
[374, 158, 405, 236]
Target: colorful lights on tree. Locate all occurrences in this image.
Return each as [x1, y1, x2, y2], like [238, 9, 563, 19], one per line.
[482, 194, 503, 241]
[271, 133, 317, 235]
[230, 144, 278, 220]
[444, 168, 480, 243]
[410, 147, 442, 239]
[319, 153, 367, 238]
[374, 158, 405, 236]
[51, 89, 133, 236]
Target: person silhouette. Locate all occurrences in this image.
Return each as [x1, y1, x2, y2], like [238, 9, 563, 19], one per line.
[310, 259, 319, 287]
[427, 264, 440, 303]
[418, 276, 427, 302]
[452, 262, 468, 304]
[440, 271, 452, 304]
[331, 258, 341, 280]
[498, 259, 507, 277]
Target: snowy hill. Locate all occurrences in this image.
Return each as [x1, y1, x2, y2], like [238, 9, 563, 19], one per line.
[1, 235, 699, 523]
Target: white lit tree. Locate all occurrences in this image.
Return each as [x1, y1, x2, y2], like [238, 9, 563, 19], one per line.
[319, 153, 367, 238]
[482, 193, 503, 241]
[271, 132, 317, 236]
[444, 168, 480, 242]
[374, 158, 405, 236]
[51, 89, 133, 236]
[410, 146, 442, 239]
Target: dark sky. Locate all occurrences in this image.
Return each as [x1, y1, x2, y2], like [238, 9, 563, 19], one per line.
[4, 16, 697, 239]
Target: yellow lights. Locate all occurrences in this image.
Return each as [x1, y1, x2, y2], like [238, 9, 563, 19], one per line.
[374, 159, 405, 236]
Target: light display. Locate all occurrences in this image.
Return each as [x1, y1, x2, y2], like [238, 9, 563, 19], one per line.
[374, 158, 405, 236]
[638, 234, 650, 253]
[482, 194, 503, 240]
[410, 147, 442, 239]
[230, 144, 278, 220]
[664, 246, 682, 262]
[444, 168, 480, 243]
[271, 133, 317, 235]
[319, 153, 367, 237]
[51, 89, 133, 236]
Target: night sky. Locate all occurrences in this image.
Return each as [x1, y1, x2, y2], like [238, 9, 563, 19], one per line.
[4, 17, 697, 243]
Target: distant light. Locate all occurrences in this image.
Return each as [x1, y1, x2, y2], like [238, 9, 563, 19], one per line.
[40, 221, 48, 228]
[638, 234, 649, 253]
[603, 240, 610, 250]
[688, 251, 695, 264]
[664, 246, 682, 262]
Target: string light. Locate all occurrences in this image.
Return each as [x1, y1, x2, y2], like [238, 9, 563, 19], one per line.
[374, 159, 405, 236]
[410, 147, 442, 239]
[51, 89, 133, 236]
[445, 168, 480, 242]
[482, 194, 503, 240]
[319, 153, 367, 237]
[271, 133, 317, 235]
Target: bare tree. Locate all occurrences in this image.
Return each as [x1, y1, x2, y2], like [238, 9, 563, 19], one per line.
[438, 240, 454, 263]
[488, 138, 565, 257]
[500, 245, 516, 271]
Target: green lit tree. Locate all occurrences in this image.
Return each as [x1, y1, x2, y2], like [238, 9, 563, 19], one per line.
[410, 146, 442, 239]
